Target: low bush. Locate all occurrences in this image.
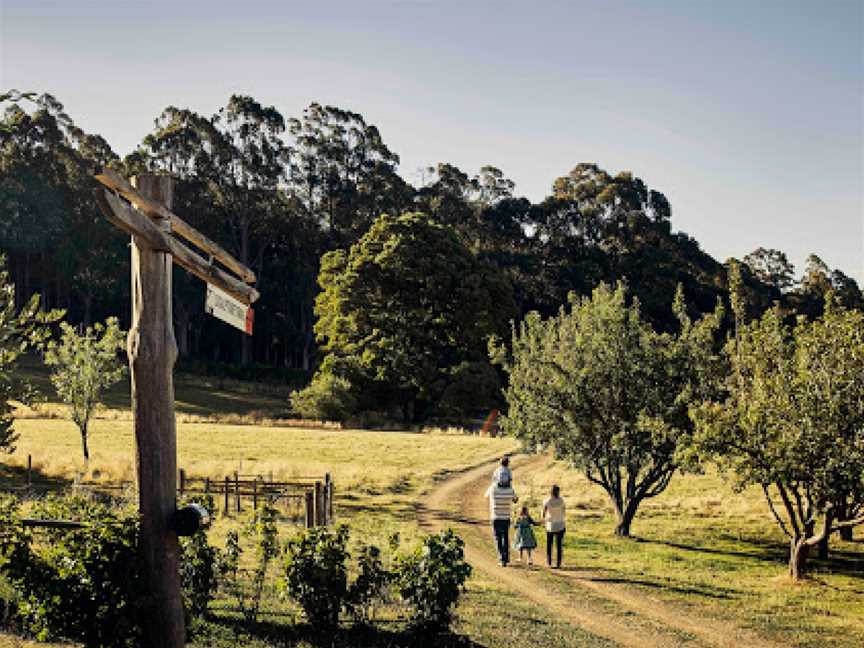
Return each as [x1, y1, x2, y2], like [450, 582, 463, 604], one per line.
[281, 525, 350, 630]
[395, 529, 471, 630]
[290, 373, 357, 421]
[0, 494, 142, 648]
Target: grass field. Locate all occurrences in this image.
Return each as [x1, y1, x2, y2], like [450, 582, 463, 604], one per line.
[3, 361, 864, 647]
[515, 459, 864, 648]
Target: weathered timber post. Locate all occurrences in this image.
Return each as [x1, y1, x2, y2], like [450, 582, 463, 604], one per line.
[314, 480, 324, 526]
[324, 473, 332, 525]
[26, 455, 32, 488]
[223, 476, 230, 515]
[179, 468, 186, 496]
[204, 477, 210, 494]
[305, 490, 315, 528]
[252, 478, 258, 509]
[235, 471, 241, 512]
[128, 175, 184, 648]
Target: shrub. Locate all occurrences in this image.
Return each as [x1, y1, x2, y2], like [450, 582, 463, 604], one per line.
[0, 494, 142, 647]
[346, 543, 392, 625]
[395, 529, 471, 630]
[291, 372, 356, 421]
[281, 525, 350, 630]
[179, 494, 219, 620]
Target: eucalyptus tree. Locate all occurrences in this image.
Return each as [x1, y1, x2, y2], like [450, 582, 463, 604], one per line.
[495, 282, 724, 536]
[287, 103, 405, 245]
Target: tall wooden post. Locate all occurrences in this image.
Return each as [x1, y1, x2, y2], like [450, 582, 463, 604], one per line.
[128, 175, 184, 648]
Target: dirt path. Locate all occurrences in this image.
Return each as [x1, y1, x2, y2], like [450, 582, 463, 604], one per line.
[418, 454, 787, 648]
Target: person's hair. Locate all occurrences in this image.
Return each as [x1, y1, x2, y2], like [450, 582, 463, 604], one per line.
[551, 485, 560, 498]
[520, 505, 529, 516]
[501, 455, 510, 467]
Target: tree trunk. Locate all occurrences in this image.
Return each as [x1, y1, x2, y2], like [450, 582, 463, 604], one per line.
[80, 424, 89, 461]
[612, 498, 639, 537]
[789, 536, 809, 580]
[817, 533, 829, 560]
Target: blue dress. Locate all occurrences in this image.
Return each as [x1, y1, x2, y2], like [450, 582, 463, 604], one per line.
[513, 516, 537, 549]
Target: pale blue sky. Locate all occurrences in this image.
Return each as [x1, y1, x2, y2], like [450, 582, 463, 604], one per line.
[2, 0, 862, 282]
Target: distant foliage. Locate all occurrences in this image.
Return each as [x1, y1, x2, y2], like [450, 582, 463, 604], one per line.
[314, 211, 515, 422]
[44, 317, 126, 460]
[290, 370, 357, 421]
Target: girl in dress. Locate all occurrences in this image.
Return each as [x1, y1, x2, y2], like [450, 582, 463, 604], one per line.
[513, 505, 538, 565]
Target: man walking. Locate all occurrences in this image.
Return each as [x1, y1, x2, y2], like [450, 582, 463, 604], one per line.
[485, 478, 518, 566]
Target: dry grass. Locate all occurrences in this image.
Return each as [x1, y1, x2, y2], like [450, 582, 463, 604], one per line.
[7, 418, 518, 494]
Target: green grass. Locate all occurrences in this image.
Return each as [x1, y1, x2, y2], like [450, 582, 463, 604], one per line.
[515, 459, 864, 648]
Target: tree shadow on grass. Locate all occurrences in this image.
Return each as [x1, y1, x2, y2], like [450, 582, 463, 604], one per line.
[554, 564, 736, 600]
[0, 462, 69, 493]
[636, 536, 864, 580]
[195, 615, 487, 648]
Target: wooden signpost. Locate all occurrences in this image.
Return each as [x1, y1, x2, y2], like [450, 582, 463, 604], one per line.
[94, 170, 259, 648]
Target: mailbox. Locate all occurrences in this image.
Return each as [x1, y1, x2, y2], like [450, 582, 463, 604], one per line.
[171, 503, 210, 536]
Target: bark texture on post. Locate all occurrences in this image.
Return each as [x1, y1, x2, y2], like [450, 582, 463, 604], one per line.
[128, 175, 185, 648]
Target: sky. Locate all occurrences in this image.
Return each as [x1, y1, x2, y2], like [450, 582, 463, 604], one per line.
[2, 0, 862, 283]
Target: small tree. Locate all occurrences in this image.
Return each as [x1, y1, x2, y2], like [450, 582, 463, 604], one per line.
[0, 255, 61, 453]
[494, 282, 723, 536]
[44, 318, 125, 460]
[690, 296, 864, 579]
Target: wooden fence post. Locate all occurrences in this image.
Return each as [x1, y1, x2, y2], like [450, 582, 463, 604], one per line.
[324, 473, 332, 525]
[204, 477, 210, 495]
[179, 469, 186, 497]
[128, 175, 184, 648]
[235, 471, 241, 513]
[252, 478, 258, 509]
[26, 455, 32, 488]
[314, 481, 324, 526]
[223, 476, 229, 515]
[305, 491, 314, 528]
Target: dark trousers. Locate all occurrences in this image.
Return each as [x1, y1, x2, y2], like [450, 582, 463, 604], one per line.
[492, 519, 510, 564]
[546, 529, 565, 567]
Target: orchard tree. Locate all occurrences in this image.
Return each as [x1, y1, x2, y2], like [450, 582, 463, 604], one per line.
[312, 212, 515, 421]
[494, 282, 723, 536]
[690, 295, 864, 579]
[44, 318, 126, 460]
[0, 256, 61, 452]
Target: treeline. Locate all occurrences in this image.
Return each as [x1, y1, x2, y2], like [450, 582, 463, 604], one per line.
[1, 92, 861, 384]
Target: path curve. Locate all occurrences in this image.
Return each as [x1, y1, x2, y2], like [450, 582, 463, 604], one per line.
[418, 454, 787, 648]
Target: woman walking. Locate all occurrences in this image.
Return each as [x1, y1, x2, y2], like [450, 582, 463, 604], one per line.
[543, 485, 566, 568]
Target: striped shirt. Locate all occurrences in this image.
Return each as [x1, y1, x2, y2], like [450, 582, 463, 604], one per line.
[485, 484, 517, 521]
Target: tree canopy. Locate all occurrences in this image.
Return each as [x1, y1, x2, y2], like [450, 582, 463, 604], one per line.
[312, 211, 515, 421]
[494, 282, 723, 536]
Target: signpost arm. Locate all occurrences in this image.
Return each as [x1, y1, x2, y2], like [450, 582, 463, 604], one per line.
[128, 175, 185, 648]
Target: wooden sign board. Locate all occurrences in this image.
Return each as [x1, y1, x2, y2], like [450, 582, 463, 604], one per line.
[205, 284, 254, 335]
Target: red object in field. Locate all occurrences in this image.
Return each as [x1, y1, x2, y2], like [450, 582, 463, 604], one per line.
[482, 409, 499, 437]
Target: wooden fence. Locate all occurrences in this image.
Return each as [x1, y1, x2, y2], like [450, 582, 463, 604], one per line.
[12, 455, 334, 528]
